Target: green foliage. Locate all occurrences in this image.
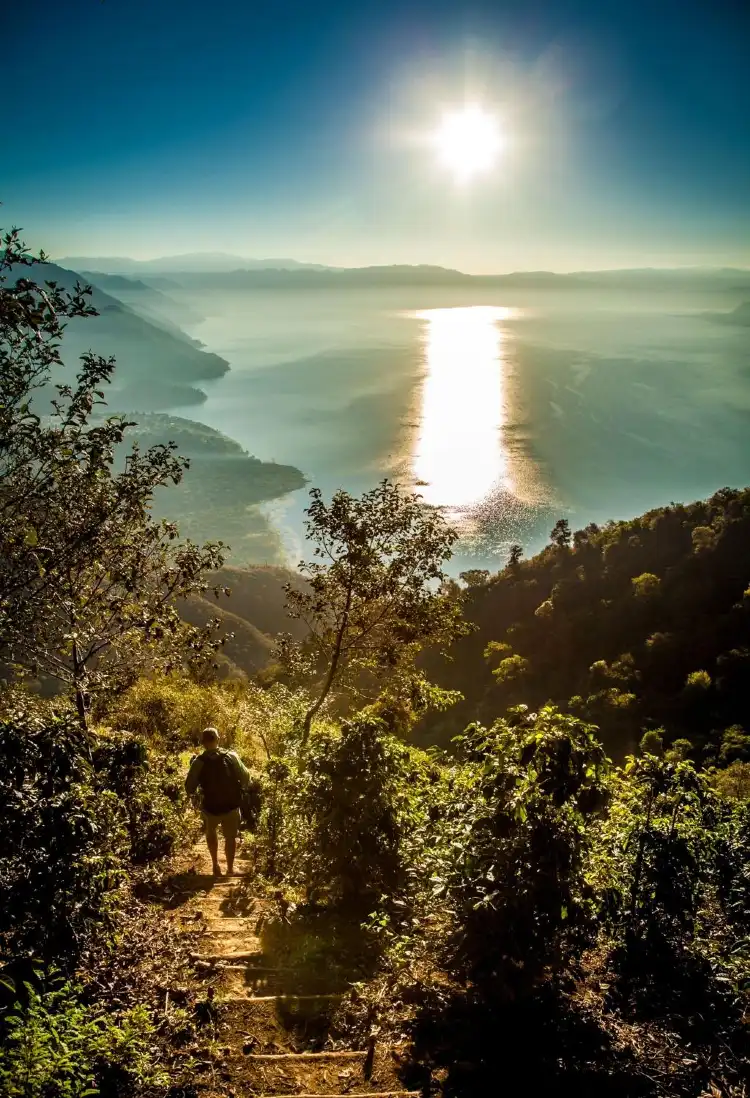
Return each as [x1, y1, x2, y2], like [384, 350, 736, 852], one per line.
[255, 711, 430, 913]
[631, 572, 661, 597]
[0, 705, 194, 968]
[299, 714, 424, 909]
[720, 725, 750, 764]
[0, 980, 163, 1097]
[491, 653, 529, 682]
[93, 732, 191, 864]
[421, 487, 750, 762]
[281, 480, 469, 738]
[449, 706, 609, 992]
[0, 709, 124, 965]
[685, 669, 712, 690]
[712, 761, 750, 801]
[598, 756, 718, 948]
[640, 729, 665, 756]
[0, 225, 225, 722]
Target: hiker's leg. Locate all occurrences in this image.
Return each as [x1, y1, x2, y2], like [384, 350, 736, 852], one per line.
[203, 814, 221, 874]
[223, 809, 240, 875]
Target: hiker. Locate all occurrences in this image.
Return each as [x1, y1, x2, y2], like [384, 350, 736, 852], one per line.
[185, 726, 252, 877]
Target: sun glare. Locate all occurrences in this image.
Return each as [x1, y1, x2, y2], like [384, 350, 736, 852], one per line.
[433, 105, 503, 182]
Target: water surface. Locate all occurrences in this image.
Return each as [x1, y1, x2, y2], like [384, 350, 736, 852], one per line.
[169, 285, 750, 572]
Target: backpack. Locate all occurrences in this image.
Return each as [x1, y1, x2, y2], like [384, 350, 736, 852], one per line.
[198, 749, 242, 815]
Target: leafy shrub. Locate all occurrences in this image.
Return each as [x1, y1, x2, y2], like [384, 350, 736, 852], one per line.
[104, 674, 281, 766]
[491, 654, 529, 683]
[631, 572, 661, 597]
[449, 706, 609, 994]
[93, 732, 192, 864]
[303, 714, 427, 909]
[105, 674, 244, 746]
[259, 713, 427, 911]
[720, 725, 750, 764]
[685, 670, 712, 691]
[713, 761, 750, 801]
[640, 729, 665, 756]
[0, 709, 124, 965]
[0, 980, 164, 1098]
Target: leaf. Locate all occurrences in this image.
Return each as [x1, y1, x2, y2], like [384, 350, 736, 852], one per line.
[24, 527, 38, 547]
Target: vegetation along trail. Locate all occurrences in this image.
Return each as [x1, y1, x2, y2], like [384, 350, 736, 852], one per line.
[164, 838, 420, 1098]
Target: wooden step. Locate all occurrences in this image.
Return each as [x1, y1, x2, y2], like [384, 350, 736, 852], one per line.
[241, 992, 343, 1003]
[191, 947, 265, 963]
[247, 1050, 365, 1061]
[215, 967, 346, 999]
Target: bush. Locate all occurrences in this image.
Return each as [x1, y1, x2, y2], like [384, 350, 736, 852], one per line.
[104, 674, 280, 766]
[449, 706, 609, 994]
[0, 707, 197, 968]
[93, 732, 192, 864]
[0, 979, 164, 1097]
[258, 713, 427, 911]
[631, 572, 661, 597]
[105, 674, 244, 747]
[685, 670, 712, 691]
[0, 709, 124, 966]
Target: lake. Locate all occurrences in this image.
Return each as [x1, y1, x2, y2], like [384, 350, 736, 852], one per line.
[168, 284, 750, 574]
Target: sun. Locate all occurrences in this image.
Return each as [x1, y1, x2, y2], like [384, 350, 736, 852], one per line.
[432, 105, 503, 183]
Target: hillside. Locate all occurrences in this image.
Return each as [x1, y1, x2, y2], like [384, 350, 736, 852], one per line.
[209, 565, 309, 640]
[12, 261, 229, 410]
[179, 593, 274, 674]
[178, 564, 309, 678]
[702, 300, 750, 326]
[420, 486, 750, 760]
[80, 270, 205, 338]
[117, 415, 307, 565]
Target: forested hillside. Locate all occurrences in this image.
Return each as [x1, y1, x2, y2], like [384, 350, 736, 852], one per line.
[421, 491, 750, 761]
[119, 416, 306, 565]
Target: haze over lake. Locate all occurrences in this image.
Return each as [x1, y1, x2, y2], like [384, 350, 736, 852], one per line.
[167, 285, 750, 573]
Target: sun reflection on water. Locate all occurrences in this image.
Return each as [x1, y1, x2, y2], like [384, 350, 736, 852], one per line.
[412, 306, 514, 511]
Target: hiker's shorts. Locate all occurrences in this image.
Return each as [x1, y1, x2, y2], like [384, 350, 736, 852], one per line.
[203, 807, 240, 841]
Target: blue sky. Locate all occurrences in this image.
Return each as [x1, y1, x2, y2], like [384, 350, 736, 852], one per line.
[4, 0, 749, 270]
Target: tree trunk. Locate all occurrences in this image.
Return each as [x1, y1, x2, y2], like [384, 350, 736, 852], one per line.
[72, 639, 88, 732]
[301, 581, 353, 745]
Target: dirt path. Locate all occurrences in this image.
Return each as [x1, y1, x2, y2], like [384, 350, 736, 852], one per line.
[165, 838, 422, 1098]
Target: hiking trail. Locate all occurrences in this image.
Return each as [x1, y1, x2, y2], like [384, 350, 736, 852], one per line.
[164, 838, 422, 1098]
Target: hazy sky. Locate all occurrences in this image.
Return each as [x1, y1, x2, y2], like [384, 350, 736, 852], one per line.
[5, 0, 749, 272]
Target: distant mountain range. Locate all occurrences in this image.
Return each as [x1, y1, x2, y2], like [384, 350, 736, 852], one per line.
[56, 254, 750, 293]
[58, 252, 331, 274]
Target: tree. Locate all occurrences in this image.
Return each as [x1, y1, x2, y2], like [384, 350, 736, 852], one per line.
[0, 226, 224, 724]
[282, 480, 467, 741]
[507, 542, 524, 569]
[459, 569, 489, 588]
[549, 518, 572, 549]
